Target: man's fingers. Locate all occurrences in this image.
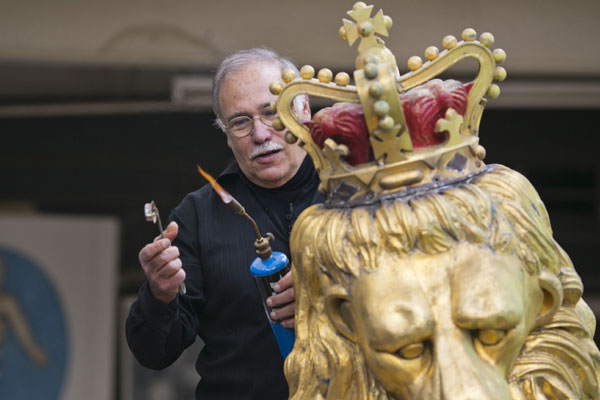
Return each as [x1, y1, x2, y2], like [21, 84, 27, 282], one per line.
[280, 317, 295, 329]
[138, 238, 171, 263]
[270, 302, 295, 322]
[148, 268, 185, 303]
[267, 287, 295, 307]
[154, 257, 183, 280]
[273, 270, 292, 292]
[138, 222, 182, 304]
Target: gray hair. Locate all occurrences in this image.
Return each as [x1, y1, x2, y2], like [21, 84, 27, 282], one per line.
[212, 47, 308, 131]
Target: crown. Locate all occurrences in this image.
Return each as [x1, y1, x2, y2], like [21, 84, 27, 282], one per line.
[269, 2, 507, 207]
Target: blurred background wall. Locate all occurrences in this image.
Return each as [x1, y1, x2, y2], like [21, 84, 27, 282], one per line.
[1, 0, 599, 398]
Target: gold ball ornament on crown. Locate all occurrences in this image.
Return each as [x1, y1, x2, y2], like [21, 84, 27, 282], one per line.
[338, 26, 348, 41]
[269, 81, 282, 95]
[383, 15, 393, 31]
[281, 69, 296, 83]
[442, 35, 457, 50]
[379, 116, 395, 131]
[358, 20, 373, 37]
[424, 46, 439, 61]
[373, 100, 390, 117]
[353, 1, 368, 10]
[318, 68, 333, 83]
[487, 84, 501, 99]
[284, 131, 298, 144]
[364, 63, 379, 79]
[369, 82, 384, 98]
[300, 65, 315, 80]
[335, 72, 351, 86]
[479, 32, 495, 47]
[407, 56, 423, 71]
[462, 28, 477, 41]
[271, 117, 285, 131]
[493, 48, 507, 64]
[494, 66, 507, 82]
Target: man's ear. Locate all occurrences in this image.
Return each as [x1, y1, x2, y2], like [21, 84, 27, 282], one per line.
[535, 269, 564, 328]
[297, 94, 311, 122]
[325, 285, 358, 342]
[225, 132, 233, 150]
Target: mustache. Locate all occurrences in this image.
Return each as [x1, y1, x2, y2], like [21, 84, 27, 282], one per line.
[249, 141, 284, 160]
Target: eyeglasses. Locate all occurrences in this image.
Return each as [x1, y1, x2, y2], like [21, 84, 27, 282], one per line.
[225, 110, 277, 138]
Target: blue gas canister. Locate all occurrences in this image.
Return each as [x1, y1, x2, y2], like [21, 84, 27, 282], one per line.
[250, 251, 295, 359]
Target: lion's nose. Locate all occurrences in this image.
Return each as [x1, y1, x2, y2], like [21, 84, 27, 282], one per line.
[434, 328, 512, 400]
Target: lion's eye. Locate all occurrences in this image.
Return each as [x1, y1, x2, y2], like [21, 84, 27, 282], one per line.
[476, 329, 506, 346]
[396, 342, 425, 359]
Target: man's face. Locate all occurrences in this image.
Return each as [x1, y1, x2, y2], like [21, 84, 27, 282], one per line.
[339, 242, 544, 399]
[219, 62, 308, 188]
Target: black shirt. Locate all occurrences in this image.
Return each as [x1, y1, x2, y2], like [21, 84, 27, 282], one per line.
[126, 156, 323, 399]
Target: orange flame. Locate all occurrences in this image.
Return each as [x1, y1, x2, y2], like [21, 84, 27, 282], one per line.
[197, 165, 233, 203]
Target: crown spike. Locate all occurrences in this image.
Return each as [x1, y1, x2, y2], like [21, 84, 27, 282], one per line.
[342, 19, 360, 45]
[347, 4, 374, 22]
[371, 10, 388, 37]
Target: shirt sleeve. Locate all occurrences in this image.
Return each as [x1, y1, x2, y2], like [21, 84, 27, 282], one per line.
[125, 199, 204, 370]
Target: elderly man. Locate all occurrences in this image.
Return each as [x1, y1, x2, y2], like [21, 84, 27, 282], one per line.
[126, 48, 323, 399]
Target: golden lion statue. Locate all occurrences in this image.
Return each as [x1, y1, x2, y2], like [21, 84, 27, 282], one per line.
[287, 165, 600, 399]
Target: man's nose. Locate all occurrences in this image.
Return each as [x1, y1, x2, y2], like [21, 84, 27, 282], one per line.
[251, 117, 273, 143]
[433, 328, 512, 400]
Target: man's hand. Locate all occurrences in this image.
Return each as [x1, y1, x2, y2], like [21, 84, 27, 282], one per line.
[266, 270, 295, 328]
[138, 221, 186, 304]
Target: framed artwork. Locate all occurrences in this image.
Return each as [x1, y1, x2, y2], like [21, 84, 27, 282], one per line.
[0, 214, 119, 400]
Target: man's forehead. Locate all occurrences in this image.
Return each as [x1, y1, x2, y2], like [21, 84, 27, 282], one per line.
[219, 62, 281, 117]
[224, 61, 281, 89]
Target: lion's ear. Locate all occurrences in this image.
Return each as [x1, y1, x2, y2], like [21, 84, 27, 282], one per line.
[535, 269, 564, 328]
[325, 285, 358, 342]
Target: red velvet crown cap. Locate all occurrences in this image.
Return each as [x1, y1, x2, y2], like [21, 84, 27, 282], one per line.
[307, 79, 474, 166]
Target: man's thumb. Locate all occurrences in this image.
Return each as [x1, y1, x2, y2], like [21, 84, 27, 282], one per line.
[164, 221, 179, 241]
